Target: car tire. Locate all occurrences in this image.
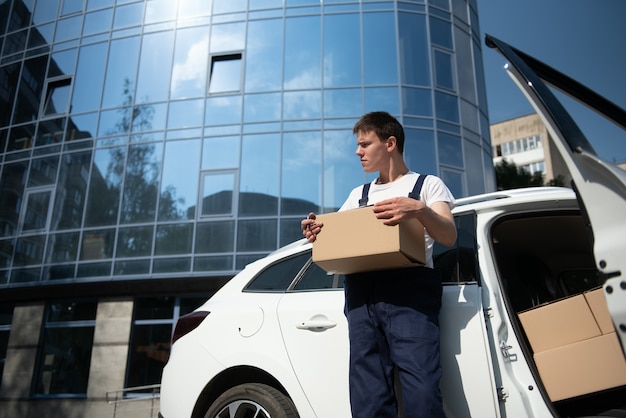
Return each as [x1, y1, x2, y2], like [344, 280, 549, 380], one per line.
[204, 383, 299, 418]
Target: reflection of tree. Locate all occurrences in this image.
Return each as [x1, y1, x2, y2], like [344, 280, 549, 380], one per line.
[109, 79, 155, 137]
[97, 79, 181, 223]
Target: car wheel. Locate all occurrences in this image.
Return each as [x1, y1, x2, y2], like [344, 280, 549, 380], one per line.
[204, 383, 299, 418]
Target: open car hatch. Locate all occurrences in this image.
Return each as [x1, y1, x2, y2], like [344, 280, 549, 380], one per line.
[485, 34, 626, 356]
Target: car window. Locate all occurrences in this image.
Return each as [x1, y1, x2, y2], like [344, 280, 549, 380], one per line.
[244, 252, 310, 292]
[292, 260, 345, 291]
[433, 212, 479, 283]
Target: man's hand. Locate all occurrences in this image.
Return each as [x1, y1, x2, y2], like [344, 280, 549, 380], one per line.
[301, 212, 323, 243]
[372, 197, 422, 226]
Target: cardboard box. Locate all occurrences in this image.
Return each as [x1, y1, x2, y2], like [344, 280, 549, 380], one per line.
[312, 206, 425, 274]
[535, 332, 626, 401]
[518, 294, 602, 353]
[584, 287, 615, 334]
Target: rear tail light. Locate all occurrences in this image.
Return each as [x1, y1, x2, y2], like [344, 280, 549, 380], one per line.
[172, 311, 210, 344]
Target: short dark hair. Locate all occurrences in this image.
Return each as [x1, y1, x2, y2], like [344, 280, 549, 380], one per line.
[353, 111, 405, 154]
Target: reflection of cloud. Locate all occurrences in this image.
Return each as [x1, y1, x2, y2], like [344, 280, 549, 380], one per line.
[324, 130, 356, 163]
[210, 23, 245, 53]
[283, 133, 321, 171]
[283, 91, 321, 119]
[171, 36, 209, 95]
[284, 68, 319, 90]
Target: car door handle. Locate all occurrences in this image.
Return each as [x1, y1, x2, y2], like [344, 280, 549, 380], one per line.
[296, 319, 337, 331]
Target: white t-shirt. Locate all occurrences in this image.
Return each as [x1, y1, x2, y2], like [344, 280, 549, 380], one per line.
[339, 172, 455, 268]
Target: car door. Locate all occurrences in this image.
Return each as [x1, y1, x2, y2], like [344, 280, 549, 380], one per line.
[276, 259, 351, 417]
[485, 34, 626, 355]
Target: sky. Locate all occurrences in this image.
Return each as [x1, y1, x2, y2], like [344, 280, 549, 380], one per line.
[476, 0, 626, 163]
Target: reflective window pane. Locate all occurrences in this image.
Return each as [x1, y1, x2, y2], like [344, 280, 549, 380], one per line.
[398, 12, 429, 86]
[284, 16, 320, 90]
[34, 326, 95, 395]
[239, 134, 280, 216]
[243, 93, 280, 123]
[202, 136, 240, 170]
[22, 191, 51, 231]
[13, 57, 47, 124]
[14, 235, 45, 266]
[434, 50, 454, 90]
[282, 131, 321, 214]
[435, 90, 459, 123]
[83, 8, 113, 36]
[364, 87, 399, 115]
[33, 0, 60, 25]
[195, 221, 235, 253]
[402, 87, 432, 117]
[113, 2, 144, 29]
[210, 22, 245, 54]
[430, 16, 453, 49]
[283, 90, 321, 120]
[205, 95, 242, 126]
[136, 32, 174, 104]
[438, 132, 463, 168]
[405, 129, 437, 175]
[363, 12, 397, 85]
[54, 15, 82, 43]
[209, 55, 242, 94]
[237, 219, 277, 252]
[201, 172, 235, 216]
[51, 151, 91, 230]
[28, 156, 59, 187]
[71, 42, 107, 113]
[245, 19, 282, 92]
[0, 163, 27, 237]
[80, 229, 115, 260]
[120, 142, 162, 224]
[323, 88, 362, 119]
[126, 323, 171, 387]
[46, 232, 80, 263]
[85, 147, 124, 227]
[144, 0, 178, 24]
[324, 13, 360, 87]
[102, 36, 140, 109]
[155, 224, 193, 255]
[158, 139, 200, 221]
[43, 78, 72, 116]
[167, 99, 204, 129]
[323, 130, 362, 212]
[170, 27, 208, 100]
[117, 226, 154, 258]
[49, 49, 77, 78]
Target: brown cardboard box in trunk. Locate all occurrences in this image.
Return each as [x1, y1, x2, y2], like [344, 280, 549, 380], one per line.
[518, 294, 601, 353]
[312, 206, 425, 274]
[518, 286, 626, 401]
[534, 332, 626, 401]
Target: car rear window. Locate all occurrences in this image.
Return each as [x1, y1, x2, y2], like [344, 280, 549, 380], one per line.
[244, 252, 310, 292]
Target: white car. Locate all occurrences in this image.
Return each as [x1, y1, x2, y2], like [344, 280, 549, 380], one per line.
[159, 35, 626, 418]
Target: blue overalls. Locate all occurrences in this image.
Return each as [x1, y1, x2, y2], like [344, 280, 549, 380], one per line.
[345, 174, 446, 418]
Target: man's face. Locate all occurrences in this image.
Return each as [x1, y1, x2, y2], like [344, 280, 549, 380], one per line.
[355, 130, 389, 173]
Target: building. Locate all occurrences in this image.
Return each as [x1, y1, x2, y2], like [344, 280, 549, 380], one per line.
[490, 113, 571, 186]
[0, 0, 493, 415]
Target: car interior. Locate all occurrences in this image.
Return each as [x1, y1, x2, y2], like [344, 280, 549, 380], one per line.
[490, 210, 625, 417]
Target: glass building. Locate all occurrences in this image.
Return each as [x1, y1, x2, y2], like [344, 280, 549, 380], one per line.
[0, 0, 494, 414]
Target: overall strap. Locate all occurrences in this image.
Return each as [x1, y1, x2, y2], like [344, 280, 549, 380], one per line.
[358, 183, 371, 207]
[358, 174, 427, 207]
[408, 174, 428, 201]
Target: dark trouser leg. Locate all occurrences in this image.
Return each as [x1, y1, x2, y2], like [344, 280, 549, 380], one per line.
[345, 276, 397, 418]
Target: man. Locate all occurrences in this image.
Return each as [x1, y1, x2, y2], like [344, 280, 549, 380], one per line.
[301, 111, 456, 418]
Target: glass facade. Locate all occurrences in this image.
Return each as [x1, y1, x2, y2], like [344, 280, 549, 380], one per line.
[0, 0, 494, 288]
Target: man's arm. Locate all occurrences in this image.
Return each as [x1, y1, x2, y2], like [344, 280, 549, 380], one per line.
[372, 198, 457, 247]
